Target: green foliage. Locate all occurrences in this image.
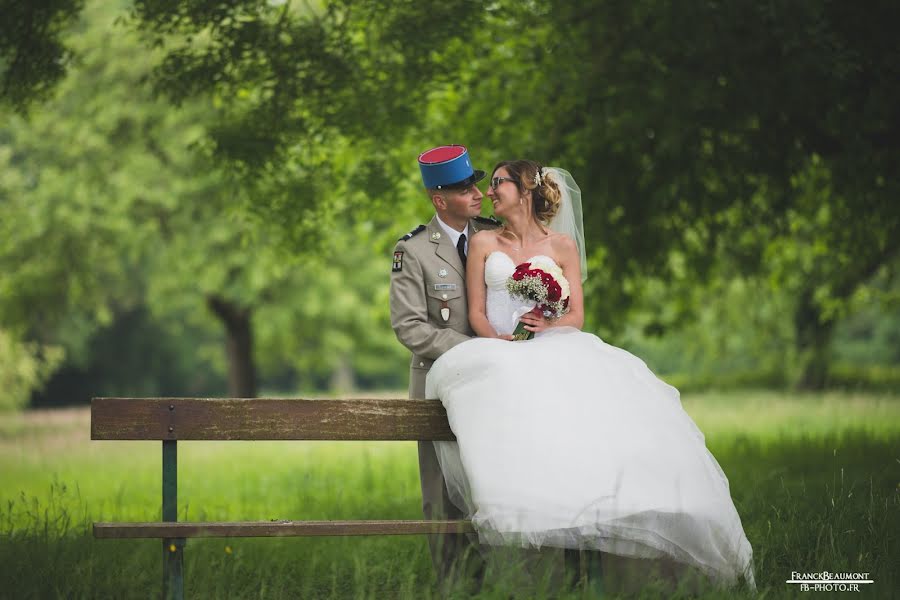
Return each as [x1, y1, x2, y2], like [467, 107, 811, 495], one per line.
[249, 221, 409, 392]
[2, 0, 898, 398]
[831, 258, 900, 364]
[30, 308, 230, 408]
[618, 262, 900, 392]
[456, 1, 897, 301]
[0, 330, 63, 412]
[0, 0, 232, 399]
[826, 365, 900, 393]
[386, 1, 899, 389]
[0, 0, 84, 111]
[0, 0, 414, 402]
[128, 0, 485, 180]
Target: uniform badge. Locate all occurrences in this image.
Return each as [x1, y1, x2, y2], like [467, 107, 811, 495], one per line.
[434, 283, 457, 291]
[431, 231, 441, 241]
[438, 268, 448, 278]
[392, 251, 403, 272]
[440, 300, 450, 322]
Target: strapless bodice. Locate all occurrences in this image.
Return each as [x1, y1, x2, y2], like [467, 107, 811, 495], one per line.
[484, 252, 560, 335]
[484, 251, 559, 288]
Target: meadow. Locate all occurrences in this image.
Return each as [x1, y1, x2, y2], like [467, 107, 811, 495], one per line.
[1, 390, 898, 599]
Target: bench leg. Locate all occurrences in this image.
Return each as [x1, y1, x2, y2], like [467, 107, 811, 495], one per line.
[162, 440, 184, 599]
[163, 538, 185, 600]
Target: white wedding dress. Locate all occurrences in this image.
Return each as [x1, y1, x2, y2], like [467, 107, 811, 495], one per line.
[426, 252, 756, 588]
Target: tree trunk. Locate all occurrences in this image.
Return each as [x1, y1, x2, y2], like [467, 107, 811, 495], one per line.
[206, 295, 257, 398]
[793, 239, 900, 391]
[329, 354, 355, 394]
[793, 290, 834, 391]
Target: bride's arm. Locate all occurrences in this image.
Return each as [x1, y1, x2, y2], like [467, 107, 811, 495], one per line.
[556, 238, 584, 329]
[466, 233, 508, 338]
[520, 235, 584, 332]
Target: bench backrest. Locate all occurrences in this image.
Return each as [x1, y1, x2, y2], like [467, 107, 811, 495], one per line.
[91, 398, 456, 441]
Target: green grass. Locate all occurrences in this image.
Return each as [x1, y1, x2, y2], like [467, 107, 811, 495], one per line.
[1, 391, 898, 599]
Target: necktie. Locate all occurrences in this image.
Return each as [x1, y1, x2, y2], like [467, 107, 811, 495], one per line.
[457, 233, 467, 267]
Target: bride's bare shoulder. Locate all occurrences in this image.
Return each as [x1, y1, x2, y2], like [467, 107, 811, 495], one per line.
[470, 229, 501, 250]
[548, 232, 577, 254]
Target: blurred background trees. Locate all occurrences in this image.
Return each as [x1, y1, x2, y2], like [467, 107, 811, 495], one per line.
[0, 0, 897, 410]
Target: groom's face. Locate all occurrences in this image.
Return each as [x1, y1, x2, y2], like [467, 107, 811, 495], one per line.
[435, 184, 484, 222]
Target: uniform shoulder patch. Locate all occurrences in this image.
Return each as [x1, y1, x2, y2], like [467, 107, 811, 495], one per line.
[398, 224, 426, 241]
[474, 215, 501, 227]
[392, 250, 404, 272]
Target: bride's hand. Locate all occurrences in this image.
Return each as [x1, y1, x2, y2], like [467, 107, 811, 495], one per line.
[519, 308, 551, 333]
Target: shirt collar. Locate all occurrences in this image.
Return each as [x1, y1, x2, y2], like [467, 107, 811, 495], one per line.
[434, 214, 470, 248]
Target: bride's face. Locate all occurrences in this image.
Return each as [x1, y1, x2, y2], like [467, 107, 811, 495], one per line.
[487, 167, 522, 218]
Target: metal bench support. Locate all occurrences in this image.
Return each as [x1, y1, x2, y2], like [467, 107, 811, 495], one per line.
[162, 440, 184, 600]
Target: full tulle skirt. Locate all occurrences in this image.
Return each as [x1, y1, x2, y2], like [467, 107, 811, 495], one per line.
[426, 327, 755, 588]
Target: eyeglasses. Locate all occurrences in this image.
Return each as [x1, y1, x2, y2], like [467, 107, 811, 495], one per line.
[490, 176, 518, 190]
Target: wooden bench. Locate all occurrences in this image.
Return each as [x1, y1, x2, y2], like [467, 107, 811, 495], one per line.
[91, 397, 475, 600]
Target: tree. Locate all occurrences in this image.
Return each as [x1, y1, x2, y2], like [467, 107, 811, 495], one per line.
[433, 0, 900, 387]
[0, 0, 238, 396]
[0, 0, 84, 111]
[5, 0, 897, 390]
[0, 0, 409, 401]
[102, 1, 900, 387]
[1, 2, 428, 402]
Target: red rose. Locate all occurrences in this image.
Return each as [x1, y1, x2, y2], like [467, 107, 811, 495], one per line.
[547, 281, 562, 302]
[513, 263, 532, 281]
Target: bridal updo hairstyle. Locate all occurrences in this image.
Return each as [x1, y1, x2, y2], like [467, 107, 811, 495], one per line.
[493, 160, 562, 223]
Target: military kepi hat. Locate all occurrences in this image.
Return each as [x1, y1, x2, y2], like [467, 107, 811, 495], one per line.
[418, 145, 486, 190]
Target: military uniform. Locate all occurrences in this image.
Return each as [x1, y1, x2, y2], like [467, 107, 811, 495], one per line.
[390, 213, 498, 578]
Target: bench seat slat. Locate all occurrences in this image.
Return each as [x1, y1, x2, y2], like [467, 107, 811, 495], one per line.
[93, 519, 476, 538]
[91, 398, 456, 441]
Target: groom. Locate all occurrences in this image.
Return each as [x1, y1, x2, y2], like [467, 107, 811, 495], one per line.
[389, 145, 497, 581]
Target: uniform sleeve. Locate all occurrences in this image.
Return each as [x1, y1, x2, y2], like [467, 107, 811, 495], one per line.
[390, 241, 470, 360]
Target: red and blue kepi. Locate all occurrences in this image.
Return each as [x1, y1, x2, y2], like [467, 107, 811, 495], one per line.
[418, 145, 486, 190]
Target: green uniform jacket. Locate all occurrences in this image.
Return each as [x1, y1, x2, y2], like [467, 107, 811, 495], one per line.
[390, 215, 498, 399]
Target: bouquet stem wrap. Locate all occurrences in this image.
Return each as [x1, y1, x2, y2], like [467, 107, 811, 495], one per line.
[512, 318, 534, 341]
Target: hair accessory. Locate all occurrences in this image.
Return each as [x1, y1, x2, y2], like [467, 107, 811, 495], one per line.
[533, 168, 543, 187]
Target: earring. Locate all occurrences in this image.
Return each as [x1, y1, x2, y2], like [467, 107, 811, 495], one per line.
[519, 197, 524, 205]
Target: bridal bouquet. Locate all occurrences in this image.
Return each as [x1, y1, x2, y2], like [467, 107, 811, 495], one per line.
[506, 257, 571, 341]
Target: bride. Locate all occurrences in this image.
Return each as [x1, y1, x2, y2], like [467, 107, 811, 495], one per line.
[425, 160, 756, 590]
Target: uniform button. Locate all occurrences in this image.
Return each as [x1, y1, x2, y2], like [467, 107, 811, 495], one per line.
[419, 361, 425, 367]
[442, 293, 448, 299]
